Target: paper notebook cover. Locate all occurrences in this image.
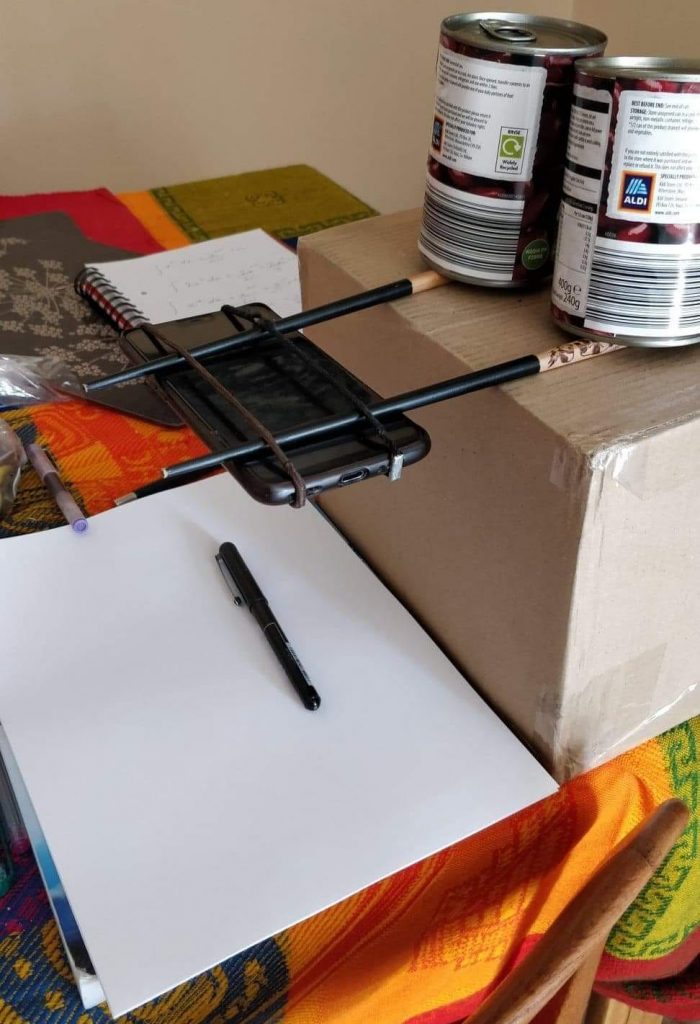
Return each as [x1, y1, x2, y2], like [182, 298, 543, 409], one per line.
[77, 228, 301, 331]
[0, 475, 556, 1016]
[0, 212, 179, 426]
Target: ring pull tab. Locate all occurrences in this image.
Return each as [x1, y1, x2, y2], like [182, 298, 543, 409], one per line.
[479, 19, 537, 43]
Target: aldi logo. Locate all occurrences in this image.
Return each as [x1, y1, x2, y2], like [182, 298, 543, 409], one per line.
[431, 115, 445, 154]
[619, 171, 656, 213]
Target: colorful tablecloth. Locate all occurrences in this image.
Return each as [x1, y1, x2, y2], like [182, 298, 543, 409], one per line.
[0, 171, 697, 1024]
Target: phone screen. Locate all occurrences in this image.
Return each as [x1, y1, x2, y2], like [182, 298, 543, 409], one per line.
[123, 308, 430, 503]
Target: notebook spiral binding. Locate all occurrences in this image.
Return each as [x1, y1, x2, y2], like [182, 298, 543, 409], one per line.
[74, 267, 149, 332]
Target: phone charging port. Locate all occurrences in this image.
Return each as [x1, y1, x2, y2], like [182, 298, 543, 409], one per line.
[339, 468, 369, 486]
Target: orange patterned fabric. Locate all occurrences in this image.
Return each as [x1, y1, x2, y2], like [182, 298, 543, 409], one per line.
[29, 400, 208, 513]
[118, 190, 192, 250]
[1, 400, 208, 537]
[280, 737, 686, 1024]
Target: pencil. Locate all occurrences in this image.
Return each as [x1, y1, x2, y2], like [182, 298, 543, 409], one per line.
[114, 469, 215, 505]
[81, 271, 448, 392]
[25, 443, 88, 533]
[158, 338, 623, 482]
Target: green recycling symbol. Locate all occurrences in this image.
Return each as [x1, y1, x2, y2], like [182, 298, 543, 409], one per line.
[499, 132, 524, 159]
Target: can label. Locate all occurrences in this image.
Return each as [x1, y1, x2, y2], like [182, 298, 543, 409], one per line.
[432, 47, 546, 181]
[419, 25, 604, 288]
[607, 92, 700, 223]
[553, 79, 700, 340]
[422, 174, 525, 281]
[551, 84, 611, 317]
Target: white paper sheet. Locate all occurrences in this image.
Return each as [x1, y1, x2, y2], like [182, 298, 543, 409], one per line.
[86, 229, 301, 322]
[0, 476, 555, 1016]
[0, 728, 105, 1009]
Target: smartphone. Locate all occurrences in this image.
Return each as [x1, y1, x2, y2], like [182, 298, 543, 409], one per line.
[120, 304, 430, 505]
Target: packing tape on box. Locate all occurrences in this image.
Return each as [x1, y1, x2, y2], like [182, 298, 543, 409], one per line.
[550, 428, 700, 502]
[549, 444, 590, 498]
[549, 440, 648, 500]
[589, 442, 649, 499]
[565, 680, 698, 777]
[548, 409, 700, 501]
[534, 641, 698, 779]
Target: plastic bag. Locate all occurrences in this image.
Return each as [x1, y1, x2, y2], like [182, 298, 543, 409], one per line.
[0, 354, 80, 410]
[0, 419, 25, 518]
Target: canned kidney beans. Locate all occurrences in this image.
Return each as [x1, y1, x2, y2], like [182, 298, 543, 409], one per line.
[418, 13, 606, 288]
[551, 57, 700, 346]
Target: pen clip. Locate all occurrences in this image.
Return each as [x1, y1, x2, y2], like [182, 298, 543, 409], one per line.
[215, 553, 246, 607]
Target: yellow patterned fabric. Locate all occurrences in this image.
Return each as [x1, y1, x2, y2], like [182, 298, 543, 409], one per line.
[119, 165, 375, 246]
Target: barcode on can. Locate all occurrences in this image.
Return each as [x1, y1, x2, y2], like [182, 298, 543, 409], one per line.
[419, 175, 524, 282]
[584, 237, 700, 337]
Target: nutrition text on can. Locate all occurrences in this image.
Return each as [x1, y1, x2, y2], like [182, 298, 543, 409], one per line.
[551, 58, 700, 347]
[419, 12, 606, 288]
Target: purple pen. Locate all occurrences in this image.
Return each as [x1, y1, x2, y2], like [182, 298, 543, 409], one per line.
[25, 443, 88, 534]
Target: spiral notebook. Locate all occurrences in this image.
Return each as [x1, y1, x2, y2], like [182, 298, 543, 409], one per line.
[75, 229, 302, 332]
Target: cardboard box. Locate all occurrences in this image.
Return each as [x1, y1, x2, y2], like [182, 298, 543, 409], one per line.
[298, 209, 700, 781]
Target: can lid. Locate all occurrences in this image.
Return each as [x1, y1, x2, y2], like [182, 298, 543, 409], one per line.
[577, 56, 700, 82]
[479, 19, 537, 44]
[442, 11, 606, 56]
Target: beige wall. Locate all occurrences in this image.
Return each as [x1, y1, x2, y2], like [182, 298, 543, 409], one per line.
[2, 1, 697, 213]
[573, 0, 700, 56]
[2, 0, 569, 211]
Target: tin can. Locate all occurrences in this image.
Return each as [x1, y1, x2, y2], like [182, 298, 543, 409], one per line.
[418, 12, 606, 288]
[551, 58, 700, 347]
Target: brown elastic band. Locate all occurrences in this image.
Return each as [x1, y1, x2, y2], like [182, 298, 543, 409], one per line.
[144, 325, 308, 508]
[229, 308, 404, 482]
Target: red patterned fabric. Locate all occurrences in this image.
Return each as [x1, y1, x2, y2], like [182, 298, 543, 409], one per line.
[0, 188, 162, 253]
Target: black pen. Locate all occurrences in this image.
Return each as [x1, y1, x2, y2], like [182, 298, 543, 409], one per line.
[215, 542, 321, 711]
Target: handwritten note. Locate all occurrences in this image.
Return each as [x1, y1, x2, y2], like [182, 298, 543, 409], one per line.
[86, 229, 301, 322]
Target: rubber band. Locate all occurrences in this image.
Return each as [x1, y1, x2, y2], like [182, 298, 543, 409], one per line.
[225, 306, 404, 482]
[143, 324, 308, 508]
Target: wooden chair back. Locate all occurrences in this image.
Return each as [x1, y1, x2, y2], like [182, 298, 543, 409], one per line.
[464, 798, 690, 1024]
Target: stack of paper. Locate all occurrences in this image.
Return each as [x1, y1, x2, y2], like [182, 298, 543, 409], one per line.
[0, 475, 555, 1016]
